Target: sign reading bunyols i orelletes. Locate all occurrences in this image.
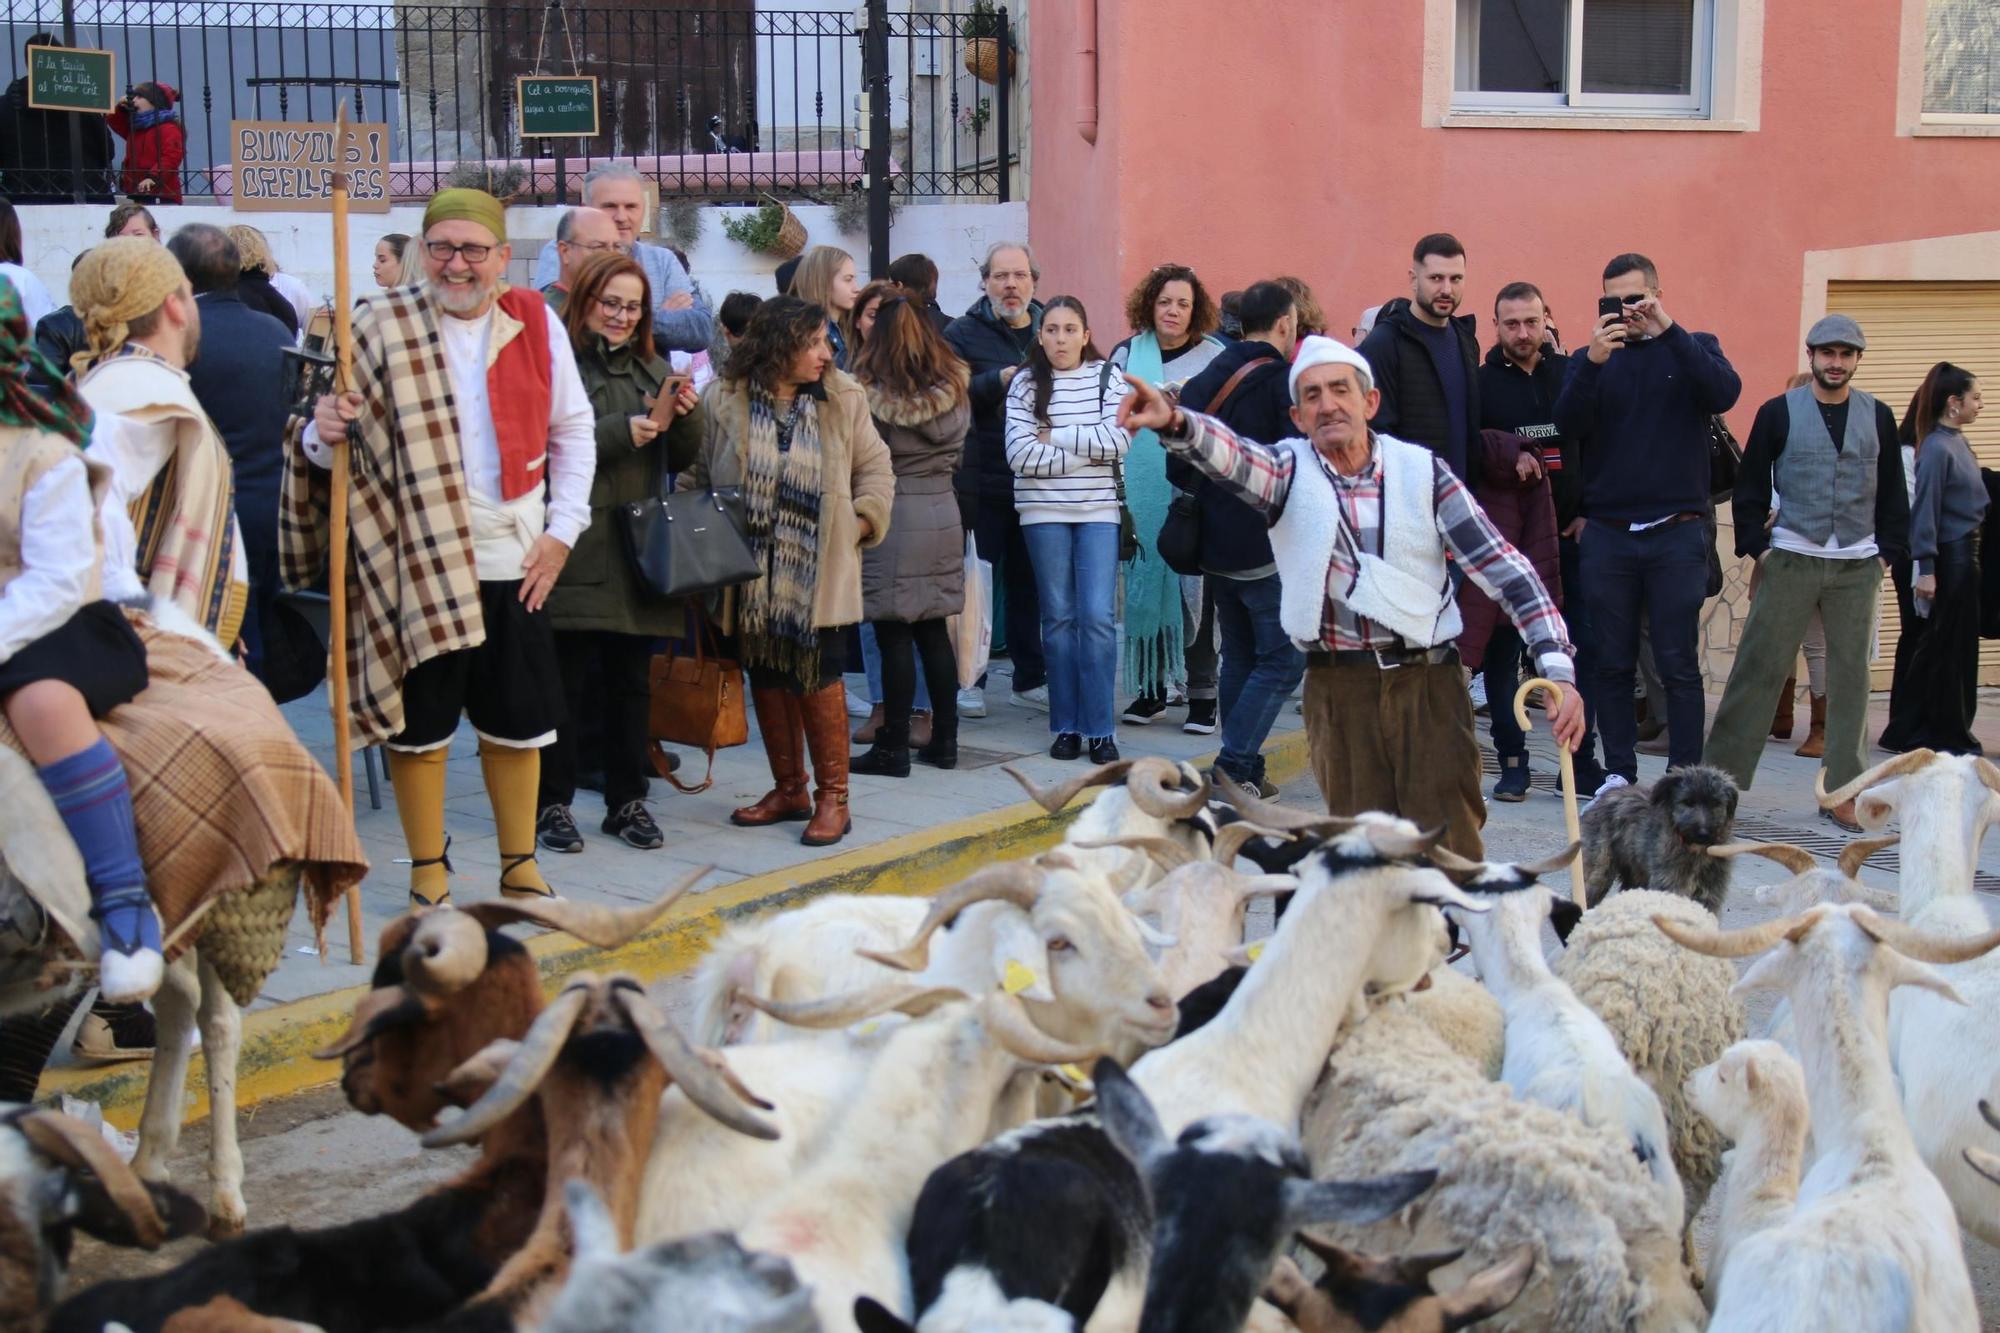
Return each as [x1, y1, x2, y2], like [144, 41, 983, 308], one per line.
[229, 119, 392, 213]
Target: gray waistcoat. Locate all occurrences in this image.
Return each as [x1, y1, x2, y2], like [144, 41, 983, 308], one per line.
[1774, 384, 1879, 547]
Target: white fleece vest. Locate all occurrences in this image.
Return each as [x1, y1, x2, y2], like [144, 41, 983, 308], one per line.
[1267, 434, 1462, 650]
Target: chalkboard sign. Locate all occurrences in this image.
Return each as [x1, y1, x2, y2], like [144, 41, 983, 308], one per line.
[26, 44, 116, 114]
[516, 76, 599, 138]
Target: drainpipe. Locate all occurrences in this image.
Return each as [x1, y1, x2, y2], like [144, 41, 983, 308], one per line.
[1077, 0, 1098, 144]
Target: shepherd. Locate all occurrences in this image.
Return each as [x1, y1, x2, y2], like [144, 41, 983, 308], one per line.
[283, 187, 597, 907]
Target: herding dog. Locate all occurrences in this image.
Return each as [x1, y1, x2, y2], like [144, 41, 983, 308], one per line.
[1579, 765, 1740, 914]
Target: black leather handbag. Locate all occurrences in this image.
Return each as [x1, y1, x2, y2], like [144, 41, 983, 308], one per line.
[620, 484, 762, 600]
[1156, 492, 1204, 575]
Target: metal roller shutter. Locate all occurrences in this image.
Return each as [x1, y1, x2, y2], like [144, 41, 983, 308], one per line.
[1825, 281, 2000, 686]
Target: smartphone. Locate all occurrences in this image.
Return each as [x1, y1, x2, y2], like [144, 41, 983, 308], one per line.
[1597, 295, 1624, 322]
[647, 374, 691, 425]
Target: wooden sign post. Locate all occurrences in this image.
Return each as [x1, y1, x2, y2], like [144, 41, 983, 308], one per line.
[230, 119, 391, 213]
[25, 43, 116, 114]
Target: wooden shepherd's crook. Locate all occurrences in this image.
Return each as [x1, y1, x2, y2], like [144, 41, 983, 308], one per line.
[1513, 677, 1588, 908]
[329, 100, 364, 965]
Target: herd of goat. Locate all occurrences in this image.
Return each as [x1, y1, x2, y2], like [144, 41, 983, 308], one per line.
[8, 747, 2000, 1332]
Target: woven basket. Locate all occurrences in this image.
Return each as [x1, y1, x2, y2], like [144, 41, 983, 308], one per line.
[199, 866, 301, 1007]
[767, 199, 808, 260]
[963, 37, 1014, 84]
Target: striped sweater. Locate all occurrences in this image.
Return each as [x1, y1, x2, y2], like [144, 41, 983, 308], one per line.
[1004, 361, 1130, 525]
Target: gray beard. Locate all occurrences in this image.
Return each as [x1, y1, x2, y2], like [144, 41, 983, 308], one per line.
[425, 276, 496, 316]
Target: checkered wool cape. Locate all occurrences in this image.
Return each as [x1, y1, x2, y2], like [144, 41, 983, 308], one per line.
[280, 287, 488, 748]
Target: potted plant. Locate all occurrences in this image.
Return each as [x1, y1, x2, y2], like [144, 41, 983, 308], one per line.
[956, 96, 993, 139]
[963, 0, 1015, 84]
[720, 197, 807, 259]
[831, 187, 898, 238]
[444, 160, 529, 203]
[661, 196, 706, 251]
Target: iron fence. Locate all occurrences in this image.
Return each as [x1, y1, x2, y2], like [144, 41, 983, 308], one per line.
[0, 1, 1013, 204]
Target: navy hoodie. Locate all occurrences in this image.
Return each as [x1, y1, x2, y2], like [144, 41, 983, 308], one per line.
[1171, 338, 1293, 575]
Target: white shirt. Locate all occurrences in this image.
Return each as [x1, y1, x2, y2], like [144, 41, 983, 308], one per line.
[270, 270, 316, 336]
[83, 395, 245, 592]
[1768, 482, 1879, 562]
[0, 264, 55, 331]
[0, 455, 97, 663]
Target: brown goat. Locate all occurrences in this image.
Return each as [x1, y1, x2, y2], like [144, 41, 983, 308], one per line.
[1262, 1240, 1536, 1333]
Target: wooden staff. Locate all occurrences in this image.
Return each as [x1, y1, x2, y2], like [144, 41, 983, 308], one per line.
[329, 100, 364, 965]
[1513, 677, 1587, 907]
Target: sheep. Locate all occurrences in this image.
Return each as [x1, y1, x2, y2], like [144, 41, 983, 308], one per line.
[1659, 903, 1996, 1330]
[1549, 886, 1747, 1245]
[0, 1104, 207, 1328]
[1683, 1039, 1809, 1305]
[1818, 749, 2000, 1248]
[1260, 1240, 1536, 1333]
[1300, 996, 1707, 1332]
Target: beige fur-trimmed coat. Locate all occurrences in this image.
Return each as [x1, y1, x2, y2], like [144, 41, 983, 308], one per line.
[861, 379, 970, 623]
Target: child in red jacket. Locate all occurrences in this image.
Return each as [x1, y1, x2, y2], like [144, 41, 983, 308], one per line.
[107, 81, 184, 203]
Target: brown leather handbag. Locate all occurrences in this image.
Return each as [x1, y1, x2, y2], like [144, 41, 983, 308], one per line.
[647, 609, 748, 794]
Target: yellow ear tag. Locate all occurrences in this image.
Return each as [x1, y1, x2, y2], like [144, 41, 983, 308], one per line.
[1002, 959, 1039, 995]
[1246, 940, 1267, 963]
[854, 1019, 880, 1037]
[1058, 1063, 1090, 1084]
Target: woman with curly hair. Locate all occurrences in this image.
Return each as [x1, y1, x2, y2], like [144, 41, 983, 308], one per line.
[681, 295, 894, 845]
[1106, 262, 1228, 730]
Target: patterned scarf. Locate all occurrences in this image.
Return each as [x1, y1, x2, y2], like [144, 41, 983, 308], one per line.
[0, 282, 90, 447]
[739, 383, 825, 690]
[132, 105, 178, 132]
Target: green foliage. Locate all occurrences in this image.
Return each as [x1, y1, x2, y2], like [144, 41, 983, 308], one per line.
[721, 200, 788, 253]
[661, 197, 706, 249]
[966, 0, 1001, 39]
[443, 161, 527, 197]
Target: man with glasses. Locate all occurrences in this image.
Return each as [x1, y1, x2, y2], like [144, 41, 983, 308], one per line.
[530, 163, 712, 351]
[286, 188, 596, 908]
[542, 205, 622, 314]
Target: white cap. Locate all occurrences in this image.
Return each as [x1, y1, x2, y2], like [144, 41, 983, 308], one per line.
[1287, 335, 1375, 404]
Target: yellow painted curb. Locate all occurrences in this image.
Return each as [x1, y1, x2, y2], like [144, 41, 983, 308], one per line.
[43, 729, 1311, 1129]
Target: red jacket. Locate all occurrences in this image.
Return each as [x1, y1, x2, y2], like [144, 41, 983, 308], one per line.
[1458, 428, 1562, 672]
[108, 85, 184, 202]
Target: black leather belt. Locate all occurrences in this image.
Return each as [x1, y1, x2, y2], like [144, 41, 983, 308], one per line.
[1307, 645, 1459, 669]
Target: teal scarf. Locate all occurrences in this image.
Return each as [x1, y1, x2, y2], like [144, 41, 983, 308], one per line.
[1119, 331, 1182, 698]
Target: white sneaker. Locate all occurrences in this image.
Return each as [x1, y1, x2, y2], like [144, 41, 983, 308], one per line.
[958, 686, 988, 719]
[1582, 773, 1630, 814]
[1010, 685, 1050, 712]
[1468, 674, 1488, 716]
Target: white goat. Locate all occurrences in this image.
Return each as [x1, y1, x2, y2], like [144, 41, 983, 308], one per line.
[1819, 749, 2000, 1246]
[1007, 758, 1220, 890]
[1658, 902, 1993, 1331]
[1685, 1039, 1809, 1307]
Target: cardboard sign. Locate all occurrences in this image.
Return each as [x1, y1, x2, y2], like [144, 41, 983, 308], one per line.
[26, 44, 116, 114]
[517, 76, 599, 138]
[229, 119, 391, 213]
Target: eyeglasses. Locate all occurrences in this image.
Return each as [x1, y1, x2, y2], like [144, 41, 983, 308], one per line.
[425, 240, 494, 263]
[596, 295, 646, 318]
[566, 239, 630, 254]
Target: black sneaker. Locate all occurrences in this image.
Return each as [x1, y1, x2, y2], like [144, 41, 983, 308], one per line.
[1050, 732, 1082, 761]
[1182, 700, 1217, 735]
[1088, 735, 1121, 764]
[1492, 754, 1531, 803]
[537, 803, 584, 854]
[1121, 695, 1167, 726]
[602, 801, 664, 850]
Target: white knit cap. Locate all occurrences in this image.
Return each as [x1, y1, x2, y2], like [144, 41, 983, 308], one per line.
[1287, 335, 1375, 403]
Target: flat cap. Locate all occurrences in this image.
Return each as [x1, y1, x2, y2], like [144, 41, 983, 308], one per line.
[1807, 313, 1866, 350]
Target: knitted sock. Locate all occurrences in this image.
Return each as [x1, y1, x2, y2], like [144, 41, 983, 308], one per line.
[39, 739, 161, 1002]
[479, 742, 553, 897]
[386, 745, 452, 905]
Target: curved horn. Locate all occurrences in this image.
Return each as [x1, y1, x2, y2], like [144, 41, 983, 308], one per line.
[313, 984, 424, 1061]
[1425, 845, 1486, 877]
[739, 981, 970, 1030]
[400, 911, 490, 998]
[1002, 761, 1136, 813]
[613, 988, 779, 1141]
[1124, 758, 1210, 820]
[436, 1039, 520, 1104]
[1518, 841, 1583, 877]
[1211, 822, 1293, 867]
[1653, 910, 1816, 959]
[1232, 873, 1299, 903]
[1837, 835, 1900, 882]
[421, 981, 591, 1148]
[1075, 836, 1195, 873]
[1982, 1099, 2000, 1134]
[1852, 906, 2000, 965]
[1217, 777, 1364, 834]
[976, 991, 1100, 1066]
[1366, 824, 1446, 862]
[855, 863, 1045, 973]
[18, 1110, 169, 1248]
[1966, 1146, 2000, 1189]
[1706, 842, 1818, 876]
[461, 866, 705, 948]
[699, 1048, 775, 1112]
[1976, 757, 2000, 800]
[1816, 749, 1937, 810]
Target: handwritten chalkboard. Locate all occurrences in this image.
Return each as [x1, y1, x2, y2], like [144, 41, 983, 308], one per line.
[516, 76, 599, 138]
[26, 44, 116, 114]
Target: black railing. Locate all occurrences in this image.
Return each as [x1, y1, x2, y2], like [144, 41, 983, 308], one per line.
[0, 2, 1013, 204]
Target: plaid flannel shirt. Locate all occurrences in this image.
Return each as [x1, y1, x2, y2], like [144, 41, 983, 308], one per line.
[1162, 409, 1575, 682]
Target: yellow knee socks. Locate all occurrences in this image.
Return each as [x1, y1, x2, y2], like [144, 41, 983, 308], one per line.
[386, 746, 451, 906]
[479, 742, 554, 898]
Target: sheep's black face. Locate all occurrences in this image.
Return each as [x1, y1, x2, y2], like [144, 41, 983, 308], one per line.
[1136, 1118, 1308, 1332]
[1655, 765, 1738, 849]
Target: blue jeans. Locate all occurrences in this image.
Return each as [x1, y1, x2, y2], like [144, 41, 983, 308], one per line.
[1210, 573, 1305, 783]
[1581, 518, 1710, 781]
[861, 623, 930, 711]
[1022, 521, 1119, 738]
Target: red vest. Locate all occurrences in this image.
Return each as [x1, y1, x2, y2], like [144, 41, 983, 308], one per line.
[489, 286, 554, 502]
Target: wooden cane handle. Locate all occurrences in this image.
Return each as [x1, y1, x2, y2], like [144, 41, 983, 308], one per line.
[1512, 677, 1589, 908]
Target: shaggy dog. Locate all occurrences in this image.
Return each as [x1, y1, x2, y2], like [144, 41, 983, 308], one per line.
[1580, 765, 1739, 914]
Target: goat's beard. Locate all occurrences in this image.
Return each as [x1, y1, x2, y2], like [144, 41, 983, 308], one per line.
[425, 272, 498, 318]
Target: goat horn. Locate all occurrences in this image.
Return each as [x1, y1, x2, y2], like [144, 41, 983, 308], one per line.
[976, 991, 1101, 1066]
[614, 987, 780, 1142]
[400, 911, 489, 999]
[460, 865, 706, 948]
[1232, 873, 1298, 903]
[1210, 822, 1293, 867]
[422, 980, 591, 1148]
[1366, 824, 1446, 861]
[17, 1110, 169, 1248]
[1816, 749, 1937, 809]
[1966, 1146, 2000, 1189]
[1517, 841, 1583, 877]
[1125, 758, 1210, 820]
[1217, 778, 1364, 834]
[1851, 906, 2000, 965]
[1981, 1099, 2000, 1134]
[1976, 757, 2000, 799]
[855, 863, 1045, 973]
[436, 1039, 520, 1105]
[1425, 845, 1486, 877]
[1653, 910, 1817, 959]
[1075, 836, 1194, 873]
[1002, 761, 1135, 813]
[700, 1048, 773, 1111]
[313, 984, 424, 1061]
[1837, 835, 1900, 882]
[1705, 842, 1819, 875]
[740, 981, 970, 1030]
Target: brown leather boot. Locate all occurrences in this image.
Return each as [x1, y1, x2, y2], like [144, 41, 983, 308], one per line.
[1769, 675, 1796, 740]
[1795, 692, 1828, 759]
[798, 679, 854, 847]
[732, 688, 812, 826]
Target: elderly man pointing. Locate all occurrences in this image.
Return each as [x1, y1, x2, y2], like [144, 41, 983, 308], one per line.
[1119, 337, 1582, 856]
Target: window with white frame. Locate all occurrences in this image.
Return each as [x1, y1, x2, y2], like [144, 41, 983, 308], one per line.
[1925, 0, 2000, 119]
[1455, 0, 1713, 115]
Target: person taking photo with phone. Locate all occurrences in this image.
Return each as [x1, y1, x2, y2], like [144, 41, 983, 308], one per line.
[107, 81, 184, 204]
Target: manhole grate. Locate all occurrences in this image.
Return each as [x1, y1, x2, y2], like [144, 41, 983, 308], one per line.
[953, 744, 1038, 771]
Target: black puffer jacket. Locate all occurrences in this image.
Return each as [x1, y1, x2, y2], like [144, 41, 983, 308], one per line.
[1356, 296, 1479, 484]
[30, 305, 86, 397]
[945, 296, 1043, 513]
[1172, 337, 1292, 574]
[1478, 341, 1581, 529]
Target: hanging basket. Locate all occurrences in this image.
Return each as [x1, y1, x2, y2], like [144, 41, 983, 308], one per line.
[963, 37, 1015, 85]
[768, 198, 809, 259]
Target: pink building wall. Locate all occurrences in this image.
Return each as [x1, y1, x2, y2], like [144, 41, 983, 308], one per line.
[1029, 0, 2000, 422]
